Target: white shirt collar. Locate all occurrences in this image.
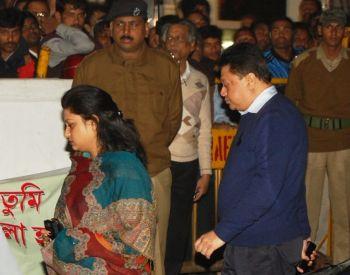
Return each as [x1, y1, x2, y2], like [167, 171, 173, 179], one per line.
[29, 49, 38, 59]
[239, 85, 278, 115]
[181, 61, 191, 83]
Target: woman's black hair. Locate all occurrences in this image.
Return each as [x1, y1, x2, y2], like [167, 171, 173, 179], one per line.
[61, 85, 147, 166]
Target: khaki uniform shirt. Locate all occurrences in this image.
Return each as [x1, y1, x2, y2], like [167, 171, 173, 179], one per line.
[285, 46, 350, 152]
[73, 43, 182, 176]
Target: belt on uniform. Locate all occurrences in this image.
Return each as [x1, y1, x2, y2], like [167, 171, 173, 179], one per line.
[303, 115, 350, 130]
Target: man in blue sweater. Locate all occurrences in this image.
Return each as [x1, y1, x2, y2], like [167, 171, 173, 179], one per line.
[195, 43, 313, 274]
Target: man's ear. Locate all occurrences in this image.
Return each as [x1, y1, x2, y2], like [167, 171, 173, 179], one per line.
[145, 21, 150, 38]
[109, 20, 114, 33]
[190, 40, 196, 52]
[245, 73, 257, 90]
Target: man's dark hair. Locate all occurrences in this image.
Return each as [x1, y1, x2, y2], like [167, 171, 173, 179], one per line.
[0, 0, 5, 10]
[156, 15, 179, 36]
[164, 19, 197, 44]
[301, 0, 322, 14]
[220, 43, 271, 83]
[86, 4, 108, 23]
[23, 0, 49, 12]
[15, 0, 29, 8]
[313, 0, 322, 13]
[233, 27, 256, 42]
[21, 10, 39, 28]
[179, 0, 210, 17]
[56, 0, 87, 14]
[270, 16, 294, 31]
[251, 20, 269, 32]
[294, 22, 312, 38]
[187, 10, 209, 26]
[93, 19, 109, 38]
[0, 8, 23, 28]
[198, 25, 222, 41]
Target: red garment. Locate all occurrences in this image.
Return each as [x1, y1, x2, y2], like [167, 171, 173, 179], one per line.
[17, 57, 35, 78]
[42, 152, 155, 274]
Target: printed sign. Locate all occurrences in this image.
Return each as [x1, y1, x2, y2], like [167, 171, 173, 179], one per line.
[211, 127, 237, 169]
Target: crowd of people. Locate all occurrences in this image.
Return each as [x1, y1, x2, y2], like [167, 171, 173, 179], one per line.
[1, 0, 350, 274]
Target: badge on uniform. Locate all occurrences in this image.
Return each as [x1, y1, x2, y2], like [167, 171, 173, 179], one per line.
[133, 7, 141, 16]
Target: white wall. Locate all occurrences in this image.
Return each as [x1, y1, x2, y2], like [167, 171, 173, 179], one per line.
[287, 0, 303, 21]
[0, 79, 72, 180]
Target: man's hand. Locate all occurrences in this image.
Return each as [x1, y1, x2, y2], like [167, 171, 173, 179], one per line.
[40, 229, 52, 247]
[41, 16, 59, 34]
[193, 174, 210, 202]
[194, 230, 225, 259]
[297, 238, 317, 273]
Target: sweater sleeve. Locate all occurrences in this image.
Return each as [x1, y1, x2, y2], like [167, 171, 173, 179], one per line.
[198, 76, 212, 175]
[214, 111, 300, 242]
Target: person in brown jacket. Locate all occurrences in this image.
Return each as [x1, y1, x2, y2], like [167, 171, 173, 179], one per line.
[285, 9, 350, 264]
[72, 0, 183, 274]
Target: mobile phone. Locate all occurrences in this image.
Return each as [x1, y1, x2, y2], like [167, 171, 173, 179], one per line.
[44, 218, 63, 240]
[296, 241, 316, 273]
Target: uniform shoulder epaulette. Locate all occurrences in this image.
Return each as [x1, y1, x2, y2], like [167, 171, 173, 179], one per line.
[85, 50, 97, 59]
[81, 47, 109, 64]
[292, 48, 316, 68]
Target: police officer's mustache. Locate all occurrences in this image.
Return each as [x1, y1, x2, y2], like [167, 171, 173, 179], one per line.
[121, 35, 133, 41]
[4, 42, 17, 49]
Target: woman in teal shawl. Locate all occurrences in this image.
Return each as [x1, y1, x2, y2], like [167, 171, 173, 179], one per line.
[42, 85, 155, 274]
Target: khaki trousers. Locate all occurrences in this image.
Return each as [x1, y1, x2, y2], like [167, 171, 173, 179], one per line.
[151, 168, 172, 275]
[306, 149, 350, 263]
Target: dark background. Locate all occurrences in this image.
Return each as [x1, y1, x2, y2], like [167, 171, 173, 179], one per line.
[219, 0, 286, 22]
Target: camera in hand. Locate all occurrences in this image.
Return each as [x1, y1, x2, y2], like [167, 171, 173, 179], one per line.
[44, 218, 63, 240]
[297, 241, 317, 273]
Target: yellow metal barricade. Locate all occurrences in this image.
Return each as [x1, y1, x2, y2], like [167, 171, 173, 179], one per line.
[271, 78, 288, 85]
[181, 126, 237, 273]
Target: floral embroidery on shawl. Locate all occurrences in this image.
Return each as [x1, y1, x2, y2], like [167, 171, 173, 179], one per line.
[111, 198, 155, 259]
[46, 151, 155, 274]
[66, 228, 90, 261]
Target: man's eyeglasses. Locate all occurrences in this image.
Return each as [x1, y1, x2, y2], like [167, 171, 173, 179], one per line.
[34, 12, 49, 19]
[114, 20, 142, 30]
[165, 36, 188, 44]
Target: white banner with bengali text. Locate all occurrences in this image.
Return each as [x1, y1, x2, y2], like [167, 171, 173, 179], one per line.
[0, 79, 72, 274]
[0, 170, 67, 275]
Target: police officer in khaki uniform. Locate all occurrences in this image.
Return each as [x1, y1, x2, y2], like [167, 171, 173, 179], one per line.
[73, 0, 183, 274]
[286, 9, 350, 264]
